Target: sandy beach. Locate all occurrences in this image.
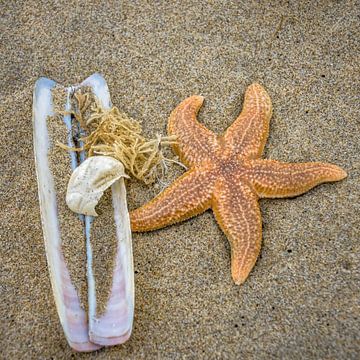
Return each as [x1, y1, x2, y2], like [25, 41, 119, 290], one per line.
[1, 1, 359, 358]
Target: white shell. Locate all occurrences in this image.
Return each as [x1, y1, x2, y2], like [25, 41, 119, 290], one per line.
[66, 156, 128, 216]
[33, 74, 135, 351]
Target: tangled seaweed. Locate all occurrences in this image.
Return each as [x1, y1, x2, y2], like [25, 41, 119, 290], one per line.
[57, 89, 182, 185]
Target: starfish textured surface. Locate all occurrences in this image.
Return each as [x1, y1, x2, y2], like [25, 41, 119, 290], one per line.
[130, 84, 347, 285]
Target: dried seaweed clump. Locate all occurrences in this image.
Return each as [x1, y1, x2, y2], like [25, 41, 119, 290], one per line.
[60, 90, 180, 184]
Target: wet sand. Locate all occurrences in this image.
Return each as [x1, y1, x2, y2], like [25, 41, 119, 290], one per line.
[1, 1, 359, 359]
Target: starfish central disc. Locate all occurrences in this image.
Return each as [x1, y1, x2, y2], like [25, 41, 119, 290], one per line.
[130, 84, 347, 285]
[217, 159, 242, 175]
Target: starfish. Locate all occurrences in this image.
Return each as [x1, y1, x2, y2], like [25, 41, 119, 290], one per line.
[130, 84, 347, 285]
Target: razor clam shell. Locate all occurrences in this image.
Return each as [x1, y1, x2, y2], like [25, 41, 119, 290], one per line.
[33, 73, 134, 350]
[33, 77, 99, 352]
[89, 179, 134, 345]
[81, 74, 134, 346]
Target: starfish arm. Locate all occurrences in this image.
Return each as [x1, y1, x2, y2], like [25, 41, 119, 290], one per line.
[213, 179, 262, 285]
[246, 159, 347, 198]
[168, 95, 218, 167]
[130, 167, 216, 232]
[223, 83, 272, 159]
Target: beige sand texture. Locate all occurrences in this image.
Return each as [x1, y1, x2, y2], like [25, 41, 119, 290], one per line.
[1, 1, 359, 359]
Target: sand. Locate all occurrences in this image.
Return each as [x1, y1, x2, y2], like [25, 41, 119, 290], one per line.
[90, 188, 117, 317]
[1, 1, 359, 359]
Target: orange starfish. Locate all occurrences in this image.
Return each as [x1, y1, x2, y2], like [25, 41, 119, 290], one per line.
[130, 84, 347, 285]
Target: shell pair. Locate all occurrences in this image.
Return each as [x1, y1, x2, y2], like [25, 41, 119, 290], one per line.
[33, 74, 134, 351]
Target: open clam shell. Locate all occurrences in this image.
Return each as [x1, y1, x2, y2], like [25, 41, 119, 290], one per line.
[33, 74, 134, 350]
